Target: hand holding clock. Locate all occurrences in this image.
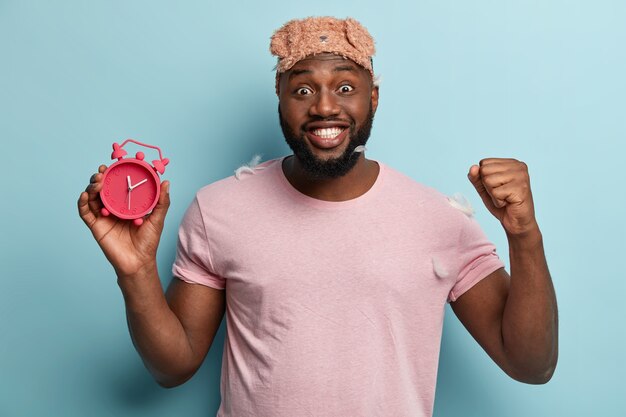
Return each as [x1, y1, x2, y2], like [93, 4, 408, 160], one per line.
[78, 142, 221, 390]
[78, 164, 171, 278]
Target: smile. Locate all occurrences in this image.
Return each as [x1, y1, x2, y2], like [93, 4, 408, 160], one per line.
[311, 127, 345, 139]
[306, 127, 349, 149]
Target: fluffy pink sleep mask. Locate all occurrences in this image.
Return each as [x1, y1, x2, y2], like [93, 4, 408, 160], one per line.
[270, 16, 376, 77]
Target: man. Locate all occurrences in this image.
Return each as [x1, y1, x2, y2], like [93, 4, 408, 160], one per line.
[78, 17, 557, 417]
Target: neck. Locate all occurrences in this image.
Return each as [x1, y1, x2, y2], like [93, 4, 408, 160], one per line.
[282, 154, 379, 202]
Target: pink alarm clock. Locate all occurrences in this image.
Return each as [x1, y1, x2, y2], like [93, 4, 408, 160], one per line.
[99, 139, 169, 226]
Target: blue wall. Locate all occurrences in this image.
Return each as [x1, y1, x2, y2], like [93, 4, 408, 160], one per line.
[1, 1, 624, 416]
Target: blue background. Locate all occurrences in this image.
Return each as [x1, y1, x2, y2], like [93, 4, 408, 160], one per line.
[1, 1, 624, 416]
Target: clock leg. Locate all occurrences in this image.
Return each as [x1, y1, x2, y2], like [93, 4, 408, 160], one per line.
[133, 218, 144, 226]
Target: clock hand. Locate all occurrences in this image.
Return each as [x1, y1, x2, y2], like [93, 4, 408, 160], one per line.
[129, 178, 148, 190]
[126, 175, 132, 210]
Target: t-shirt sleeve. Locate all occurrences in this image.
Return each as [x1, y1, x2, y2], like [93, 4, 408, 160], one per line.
[447, 216, 505, 302]
[172, 196, 226, 290]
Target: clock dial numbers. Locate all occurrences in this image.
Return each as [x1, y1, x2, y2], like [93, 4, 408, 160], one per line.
[101, 160, 160, 219]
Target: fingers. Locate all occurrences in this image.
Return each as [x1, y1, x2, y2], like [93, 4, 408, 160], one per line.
[87, 165, 107, 186]
[486, 182, 525, 206]
[478, 170, 512, 208]
[85, 173, 104, 213]
[77, 191, 97, 227]
[147, 181, 170, 229]
[467, 164, 503, 209]
[469, 159, 530, 208]
[79, 165, 108, 226]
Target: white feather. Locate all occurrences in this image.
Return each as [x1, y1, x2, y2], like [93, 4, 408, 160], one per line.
[432, 257, 449, 279]
[447, 193, 474, 217]
[235, 154, 264, 180]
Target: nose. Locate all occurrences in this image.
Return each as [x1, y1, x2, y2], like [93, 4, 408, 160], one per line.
[309, 89, 340, 118]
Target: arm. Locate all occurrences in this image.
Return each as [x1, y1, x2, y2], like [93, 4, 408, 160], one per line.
[120, 272, 225, 387]
[450, 159, 558, 384]
[78, 166, 225, 387]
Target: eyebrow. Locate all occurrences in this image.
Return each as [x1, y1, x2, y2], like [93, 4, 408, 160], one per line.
[288, 69, 312, 80]
[332, 65, 357, 73]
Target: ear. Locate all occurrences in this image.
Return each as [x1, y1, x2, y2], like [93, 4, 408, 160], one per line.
[370, 85, 379, 114]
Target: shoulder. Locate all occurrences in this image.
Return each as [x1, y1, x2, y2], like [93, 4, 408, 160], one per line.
[195, 158, 282, 207]
[380, 162, 464, 211]
[377, 162, 477, 236]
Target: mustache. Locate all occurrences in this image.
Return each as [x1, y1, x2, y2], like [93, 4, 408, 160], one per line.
[302, 118, 353, 130]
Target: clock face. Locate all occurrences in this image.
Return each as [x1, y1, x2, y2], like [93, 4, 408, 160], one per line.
[100, 159, 160, 219]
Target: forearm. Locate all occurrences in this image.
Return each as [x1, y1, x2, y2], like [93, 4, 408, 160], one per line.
[501, 226, 558, 383]
[117, 264, 196, 387]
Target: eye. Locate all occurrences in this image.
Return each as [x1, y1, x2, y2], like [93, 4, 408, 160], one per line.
[296, 87, 312, 95]
[338, 85, 354, 93]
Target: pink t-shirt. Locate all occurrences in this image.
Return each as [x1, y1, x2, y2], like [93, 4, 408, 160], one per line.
[172, 157, 503, 417]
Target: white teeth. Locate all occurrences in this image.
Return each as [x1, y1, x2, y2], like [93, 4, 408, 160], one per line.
[312, 127, 344, 139]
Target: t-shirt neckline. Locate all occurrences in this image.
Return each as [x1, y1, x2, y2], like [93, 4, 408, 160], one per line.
[274, 156, 386, 210]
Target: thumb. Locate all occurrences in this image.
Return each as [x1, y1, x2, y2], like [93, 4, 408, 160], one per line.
[467, 165, 499, 210]
[148, 181, 170, 227]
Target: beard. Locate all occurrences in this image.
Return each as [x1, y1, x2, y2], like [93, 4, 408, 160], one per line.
[279, 103, 375, 179]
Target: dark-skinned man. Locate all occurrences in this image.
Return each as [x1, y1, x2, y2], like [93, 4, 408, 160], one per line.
[79, 16, 557, 417]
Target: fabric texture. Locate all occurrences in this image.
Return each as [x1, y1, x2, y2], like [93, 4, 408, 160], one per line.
[172, 157, 504, 417]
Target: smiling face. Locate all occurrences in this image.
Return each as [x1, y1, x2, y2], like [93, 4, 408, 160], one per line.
[278, 54, 379, 178]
